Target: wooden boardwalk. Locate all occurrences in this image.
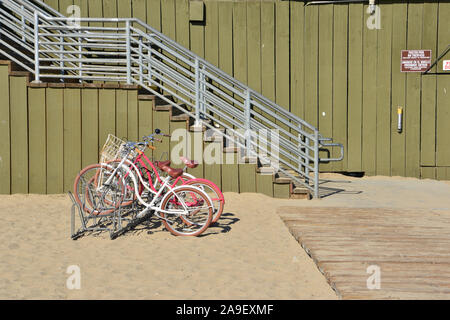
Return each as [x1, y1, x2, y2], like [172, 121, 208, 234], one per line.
[278, 207, 450, 299]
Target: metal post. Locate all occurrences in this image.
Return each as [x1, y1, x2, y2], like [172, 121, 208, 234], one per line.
[138, 36, 143, 83]
[33, 12, 41, 83]
[79, 43, 82, 82]
[244, 89, 252, 157]
[194, 58, 201, 127]
[305, 135, 310, 185]
[21, 5, 26, 42]
[313, 129, 320, 199]
[147, 38, 152, 83]
[200, 65, 206, 115]
[125, 20, 131, 84]
[60, 38, 64, 83]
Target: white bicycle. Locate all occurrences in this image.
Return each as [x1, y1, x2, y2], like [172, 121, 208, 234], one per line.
[73, 140, 214, 237]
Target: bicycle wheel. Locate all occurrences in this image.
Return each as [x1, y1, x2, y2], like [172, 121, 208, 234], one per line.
[159, 186, 213, 236]
[73, 163, 125, 216]
[181, 178, 224, 224]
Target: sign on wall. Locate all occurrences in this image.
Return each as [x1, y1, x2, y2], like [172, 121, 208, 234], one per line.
[443, 60, 450, 71]
[401, 50, 432, 72]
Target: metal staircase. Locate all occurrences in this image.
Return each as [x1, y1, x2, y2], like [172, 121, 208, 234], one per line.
[0, 0, 344, 198]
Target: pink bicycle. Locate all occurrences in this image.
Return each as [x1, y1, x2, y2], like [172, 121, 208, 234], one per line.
[73, 130, 225, 224]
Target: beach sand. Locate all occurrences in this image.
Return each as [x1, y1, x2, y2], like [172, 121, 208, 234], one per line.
[2, 173, 448, 300]
[0, 192, 336, 300]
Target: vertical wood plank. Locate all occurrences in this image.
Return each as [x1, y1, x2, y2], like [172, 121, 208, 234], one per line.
[290, 1, 304, 119]
[436, 2, 450, 167]
[63, 88, 81, 192]
[332, 4, 348, 171]
[275, 0, 290, 110]
[28, 88, 47, 194]
[318, 4, 333, 171]
[152, 108, 169, 162]
[147, 0, 161, 31]
[390, 3, 407, 177]
[132, 0, 147, 31]
[420, 2, 438, 167]
[421, 167, 436, 180]
[138, 100, 153, 159]
[189, 15, 204, 57]
[247, 0, 261, 93]
[103, 0, 118, 28]
[0, 65, 10, 194]
[175, 0, 190, 48]
[117, 0, 132, 19]
[116, 90, 128, 139]
[273, 183, 290, 199]
[362, 3, 378, 176]
[46, 88, 64, 194]
[347, 4, 363, 172]
[73, 0, 89, 26]
[375, 3, 392, 176]
[88, 0, 103, 28]
[161, 0, 175, 40]
[233, 1, 247, 84]
[304, 5, 319, 127]
[256, 174, 274, 198]
[9, 76, 28, 194]
[98, 89, 116, 150]
[405, 2, 423, 178]
[205, 0, 219, 67]
[81, 88, 99, 167]
[127, 90, 139, 141]
[221, 151, 239, 193]
[59, 0, 74, 16]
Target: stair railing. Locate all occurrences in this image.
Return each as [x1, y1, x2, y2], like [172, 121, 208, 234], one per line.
[0, 0, 344, 198]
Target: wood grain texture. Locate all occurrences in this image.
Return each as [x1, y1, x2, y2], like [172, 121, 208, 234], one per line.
[0, 65, 11, 194]
[279, 206, 450, 299]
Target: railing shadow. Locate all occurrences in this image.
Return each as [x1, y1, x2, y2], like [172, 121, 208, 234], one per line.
[317, 178, 364, 199]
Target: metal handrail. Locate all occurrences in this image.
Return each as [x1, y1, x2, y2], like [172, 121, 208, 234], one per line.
[0, 0, 345, 198]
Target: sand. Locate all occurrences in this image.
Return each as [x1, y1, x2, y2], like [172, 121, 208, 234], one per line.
[2, 173, 448, 300]
[0, 192, 336, 300]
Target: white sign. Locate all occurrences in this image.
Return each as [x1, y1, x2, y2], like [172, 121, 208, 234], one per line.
[444, 60, 450, 71]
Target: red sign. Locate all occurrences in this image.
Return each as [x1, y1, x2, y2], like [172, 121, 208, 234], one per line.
[401, 50, 432, 72]
[444, 60, 450, 71]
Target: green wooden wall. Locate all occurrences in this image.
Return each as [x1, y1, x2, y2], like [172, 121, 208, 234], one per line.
[38, 0, 450, 180]
[1, 0, 448, 195]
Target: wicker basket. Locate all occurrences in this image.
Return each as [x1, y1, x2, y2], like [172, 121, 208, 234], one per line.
[100, 134, 126, 163]
[100, 134, 147, 163]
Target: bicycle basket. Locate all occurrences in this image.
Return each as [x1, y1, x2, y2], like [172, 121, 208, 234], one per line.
[100, 134, 125, 163]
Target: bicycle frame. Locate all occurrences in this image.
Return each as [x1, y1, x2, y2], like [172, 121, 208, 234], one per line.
[119, 151, 194, 193]
[100, 156, 211, 218]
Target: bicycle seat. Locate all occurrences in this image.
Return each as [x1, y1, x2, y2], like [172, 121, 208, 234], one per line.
[180, 156, 198, 169]
[155, 160, 171, 170]
[160, 166, 184, 179]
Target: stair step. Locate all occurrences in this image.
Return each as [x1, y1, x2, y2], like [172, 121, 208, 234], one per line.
[256, 167, 277, 174]
[154, 104, 172, 111]
[138, 94, 155, 101]
[274, 177, 292, 184]
[241, 156, 258, 164]
[223, 146, 239, 153]
[290, 186, 312, 200]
